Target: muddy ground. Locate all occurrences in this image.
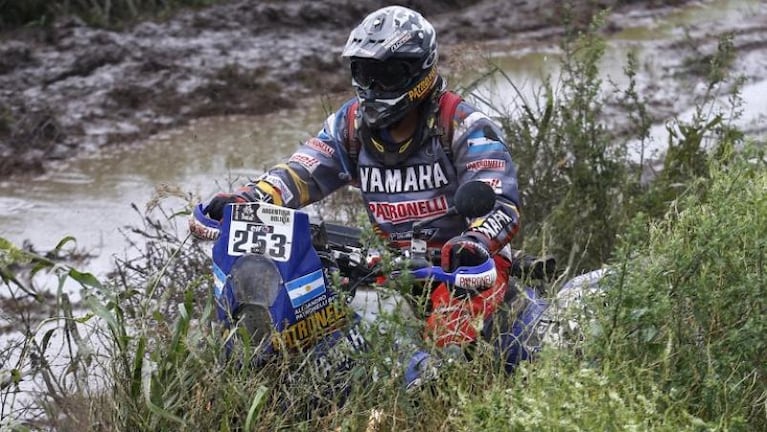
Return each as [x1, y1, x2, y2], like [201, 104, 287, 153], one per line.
[1, 0, 765, 177]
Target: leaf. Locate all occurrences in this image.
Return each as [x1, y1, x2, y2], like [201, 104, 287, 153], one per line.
[142, 359, 186, 426]
[53, 236, 77, 252]
[244, 385, 269, 431]
[0, 266, 37, 296]
[68, 268, 103, 289]
[41, 328, 57, 354]
[131, 336, 147, 399]
[85, 295, 125, 350]
[74, 312, 95, 324]
[30, 260, 54, 277]
[118, 288, 141, 301]
[641, 326, 658, 343]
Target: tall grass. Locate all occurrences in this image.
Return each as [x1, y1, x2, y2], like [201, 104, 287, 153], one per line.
[0, 236, 105, 430]
[594, 144, 767, 430]
[487, 15, 745, 278]
[482, 11, 641, 276]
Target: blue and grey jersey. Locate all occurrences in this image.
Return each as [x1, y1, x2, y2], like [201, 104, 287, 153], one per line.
[249, 97, 521, 255]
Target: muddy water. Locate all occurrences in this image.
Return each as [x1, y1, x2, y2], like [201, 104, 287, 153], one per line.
[472, 0, 767, 150]
[0, 104, 334, 274]
[1, 0, 765, 279]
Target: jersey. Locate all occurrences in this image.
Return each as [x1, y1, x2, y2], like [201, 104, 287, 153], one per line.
[246, 93, 521, 257]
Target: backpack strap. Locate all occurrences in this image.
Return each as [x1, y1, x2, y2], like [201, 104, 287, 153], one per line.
[344, 101, 361, 175]
[436, 91, 463, 159]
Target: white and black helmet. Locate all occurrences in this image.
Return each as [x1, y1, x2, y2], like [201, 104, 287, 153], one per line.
[342, 6, 439, 129]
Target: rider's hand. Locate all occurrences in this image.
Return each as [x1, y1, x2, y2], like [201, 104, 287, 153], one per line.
[188, 192, 244, 241]
[190, 183, 279, 240]
[204, 181, 280, 220]
[204, 193, 246, 221]
[441, 232, 492, 272]
[441, 232, 495, 296]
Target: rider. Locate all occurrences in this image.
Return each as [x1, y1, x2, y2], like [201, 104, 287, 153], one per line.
[192, 5, 521, 366]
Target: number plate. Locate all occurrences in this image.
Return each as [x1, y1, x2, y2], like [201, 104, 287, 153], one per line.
[227, 203, 294, 261]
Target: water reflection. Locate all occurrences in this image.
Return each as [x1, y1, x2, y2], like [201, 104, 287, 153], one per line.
[0, 103, 335, 274]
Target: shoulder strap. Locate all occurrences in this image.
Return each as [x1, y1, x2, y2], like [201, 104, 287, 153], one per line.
[345, 101, 361, 167]
[437, 91, 463, 159]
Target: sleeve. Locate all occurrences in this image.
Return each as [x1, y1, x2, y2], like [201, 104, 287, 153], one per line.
[240, 99, 358, 209]
[449, 101, 521, 254]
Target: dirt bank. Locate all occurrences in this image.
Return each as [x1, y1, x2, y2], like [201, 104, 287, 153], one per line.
[3, 0, 758, 177]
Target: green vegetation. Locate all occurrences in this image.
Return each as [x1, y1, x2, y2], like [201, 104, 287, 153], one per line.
[498, 11, 636, 273]
[595, 147, 767, 429]
[2, 8, 766, 432]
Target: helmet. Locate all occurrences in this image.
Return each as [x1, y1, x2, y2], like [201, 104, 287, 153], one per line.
[342, 6, 440, 129]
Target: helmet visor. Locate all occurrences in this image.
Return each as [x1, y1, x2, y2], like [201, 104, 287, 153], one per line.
[351, 58, 419, 92]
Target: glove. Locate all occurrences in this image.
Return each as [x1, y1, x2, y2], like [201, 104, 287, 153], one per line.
[191, 183, 279, 240]
[441, 232, 495, 296]
[188, 193, 244, 241]
[204, 193, 246, 221]
[441, 232, 492, 272]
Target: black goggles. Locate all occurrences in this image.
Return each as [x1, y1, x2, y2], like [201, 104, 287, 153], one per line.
[350, 59, 420, 91]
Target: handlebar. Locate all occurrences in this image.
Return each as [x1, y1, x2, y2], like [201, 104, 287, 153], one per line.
[328, 244, 498, 297]
[193, 203, 219, 228]
[320, 220, 556, 282]
[190, 203, 556, 291]
[319, 221, 495, 286]
[394, 259, 497, 288]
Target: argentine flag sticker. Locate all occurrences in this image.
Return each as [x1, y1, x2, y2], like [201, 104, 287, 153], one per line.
[285, 269, 326, 308]
[467, 131, 506, 154]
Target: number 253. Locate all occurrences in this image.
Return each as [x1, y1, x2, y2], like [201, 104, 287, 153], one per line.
[232, 228, 287, 258]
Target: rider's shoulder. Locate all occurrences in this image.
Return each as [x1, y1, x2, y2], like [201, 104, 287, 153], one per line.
[327, 98, 358, 124]
[322, 97, 358, 119]
[451, 99, 500, 139]
[321, 97, 358, 136]
[338, 97, 358, 116]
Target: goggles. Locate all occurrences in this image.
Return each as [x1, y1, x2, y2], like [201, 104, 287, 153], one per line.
[350, 58, 420, 91]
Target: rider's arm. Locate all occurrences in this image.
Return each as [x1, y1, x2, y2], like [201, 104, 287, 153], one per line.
[240, 99, 358, 208]
[449, 101, 521, 255]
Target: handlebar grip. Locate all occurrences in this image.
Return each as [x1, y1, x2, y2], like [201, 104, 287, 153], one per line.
[189, 203, 222, 241]
[193, 203, 221, 229]
[394, 259, 496, 288]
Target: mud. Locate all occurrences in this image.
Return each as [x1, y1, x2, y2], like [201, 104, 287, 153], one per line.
[2, 0, 765, 177]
